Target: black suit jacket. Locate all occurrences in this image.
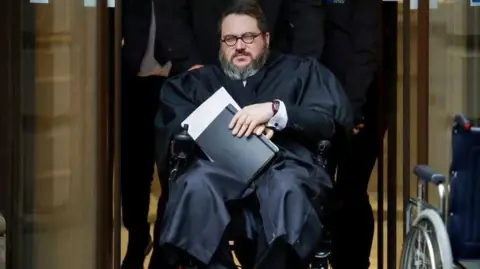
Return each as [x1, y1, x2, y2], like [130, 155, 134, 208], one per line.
[321, 0, 380, 123]
[155, 0, 325, 75]
[122, 0, 168, 75]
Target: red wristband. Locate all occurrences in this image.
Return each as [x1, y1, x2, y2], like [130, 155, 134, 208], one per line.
[272, 100, 280, 115]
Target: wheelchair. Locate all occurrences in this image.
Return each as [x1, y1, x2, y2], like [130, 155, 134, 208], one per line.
[168, 124, 333, 269]
[400, 114, 480, 269]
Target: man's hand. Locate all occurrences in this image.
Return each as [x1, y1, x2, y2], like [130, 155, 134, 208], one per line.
[253, 125, 275, 139]
[353, 123, 365, 134]
[229, 103, 274, 137]
[188, 64, 204, 71]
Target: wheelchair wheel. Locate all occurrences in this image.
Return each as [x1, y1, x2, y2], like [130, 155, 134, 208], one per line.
[310, 250, 330, 269]
[399, 209, 453, 269]
[310, 257, 329, 269]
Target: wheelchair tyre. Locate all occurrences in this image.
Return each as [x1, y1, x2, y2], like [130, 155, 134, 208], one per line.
[310, 256, 329, 269]
[399, 209, 453, 269]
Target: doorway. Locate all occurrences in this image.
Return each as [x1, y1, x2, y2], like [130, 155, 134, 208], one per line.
[0, 1, 115, 269]
[401, 0, 480, 233]
[397, 0, 480, 268]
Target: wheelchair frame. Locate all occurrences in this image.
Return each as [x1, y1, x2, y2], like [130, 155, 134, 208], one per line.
[400, 115, 480, 269]
[168, 125, 333, 269]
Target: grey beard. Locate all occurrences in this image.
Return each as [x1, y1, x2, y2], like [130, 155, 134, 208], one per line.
[219, 48, 269, 80]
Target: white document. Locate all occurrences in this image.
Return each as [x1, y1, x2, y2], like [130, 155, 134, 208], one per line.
[181, 87, 240, 140]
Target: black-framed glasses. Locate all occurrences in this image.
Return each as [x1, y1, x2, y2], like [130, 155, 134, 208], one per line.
[221, 32, 263, 46]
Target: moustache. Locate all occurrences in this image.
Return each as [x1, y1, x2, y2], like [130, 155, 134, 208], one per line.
[231, 51, 252, 59]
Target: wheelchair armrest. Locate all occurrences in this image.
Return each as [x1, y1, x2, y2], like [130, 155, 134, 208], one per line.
[314, 140, 332, 168]
[171, 124, 195, 161]
[168, 125, 195, 181]
[413, 165, 448, 220]
[413, 165, 446, 185]
[317, 140, 332, 158]
[454, 114, 470, 130]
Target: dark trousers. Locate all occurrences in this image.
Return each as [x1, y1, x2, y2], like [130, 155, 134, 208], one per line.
[330, 85, 387, 269]
[121, 73, 170, 263]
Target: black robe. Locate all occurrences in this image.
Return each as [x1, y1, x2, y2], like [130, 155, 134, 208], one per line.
[157, 53, 352, 266]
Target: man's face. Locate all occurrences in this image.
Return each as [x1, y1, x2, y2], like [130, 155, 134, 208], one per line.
[219, 14, 270, 80]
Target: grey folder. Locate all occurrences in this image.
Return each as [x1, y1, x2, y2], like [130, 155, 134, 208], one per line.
[195, 104, 279, 184]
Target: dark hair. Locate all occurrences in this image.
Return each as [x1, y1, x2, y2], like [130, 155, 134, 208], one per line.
[218, 0, 269, 34]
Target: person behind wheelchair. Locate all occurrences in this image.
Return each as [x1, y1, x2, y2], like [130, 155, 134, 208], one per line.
[154, 1, 353, 268]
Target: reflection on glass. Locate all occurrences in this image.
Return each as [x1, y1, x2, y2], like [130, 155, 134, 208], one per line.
[428, 3, 480, 177]
[16, 2, 100, 269]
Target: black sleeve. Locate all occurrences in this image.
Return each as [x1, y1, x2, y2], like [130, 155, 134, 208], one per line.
[345, 0, 380, 123]
[157, 75, 199, 136]
[284, 58, 353, 142]
[284, 0, 325, 59]
[154, 0, 202, 73]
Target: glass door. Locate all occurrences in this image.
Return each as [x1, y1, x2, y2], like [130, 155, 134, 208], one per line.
[401, 0, 480, 267]
[0, 0, 114, 268]
[402, 0, 480, 209]
[425, 0, 480, 177]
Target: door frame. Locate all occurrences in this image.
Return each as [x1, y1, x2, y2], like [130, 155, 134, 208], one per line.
[0, 0, 22, 266]
[96, 0, 115, 267]
[401, 0, 431, 256]
[417, 0, 430, 181]
[401, 0, 431, 234]
[381, 2, 399, 268]
[109, 1, 122, 268]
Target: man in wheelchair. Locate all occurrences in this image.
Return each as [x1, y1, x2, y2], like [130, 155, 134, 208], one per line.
[155, 1, 353, 268]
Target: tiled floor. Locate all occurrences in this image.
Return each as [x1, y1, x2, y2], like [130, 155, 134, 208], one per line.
[120, 194, 405, 269]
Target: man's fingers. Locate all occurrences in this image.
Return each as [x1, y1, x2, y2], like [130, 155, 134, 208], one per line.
[237, 122, 250, 137]
[229, 111, 242, 129]
[353, 123, 364, 135]
[264, 128, 274, 139]
[232, 122, 242, 136]
[188, 64, 204, 71]
[244, 120, 258, 137]
[254, 125, 265, 136]
[230, 110, 248, 129]
[231, 113, 247, 135]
